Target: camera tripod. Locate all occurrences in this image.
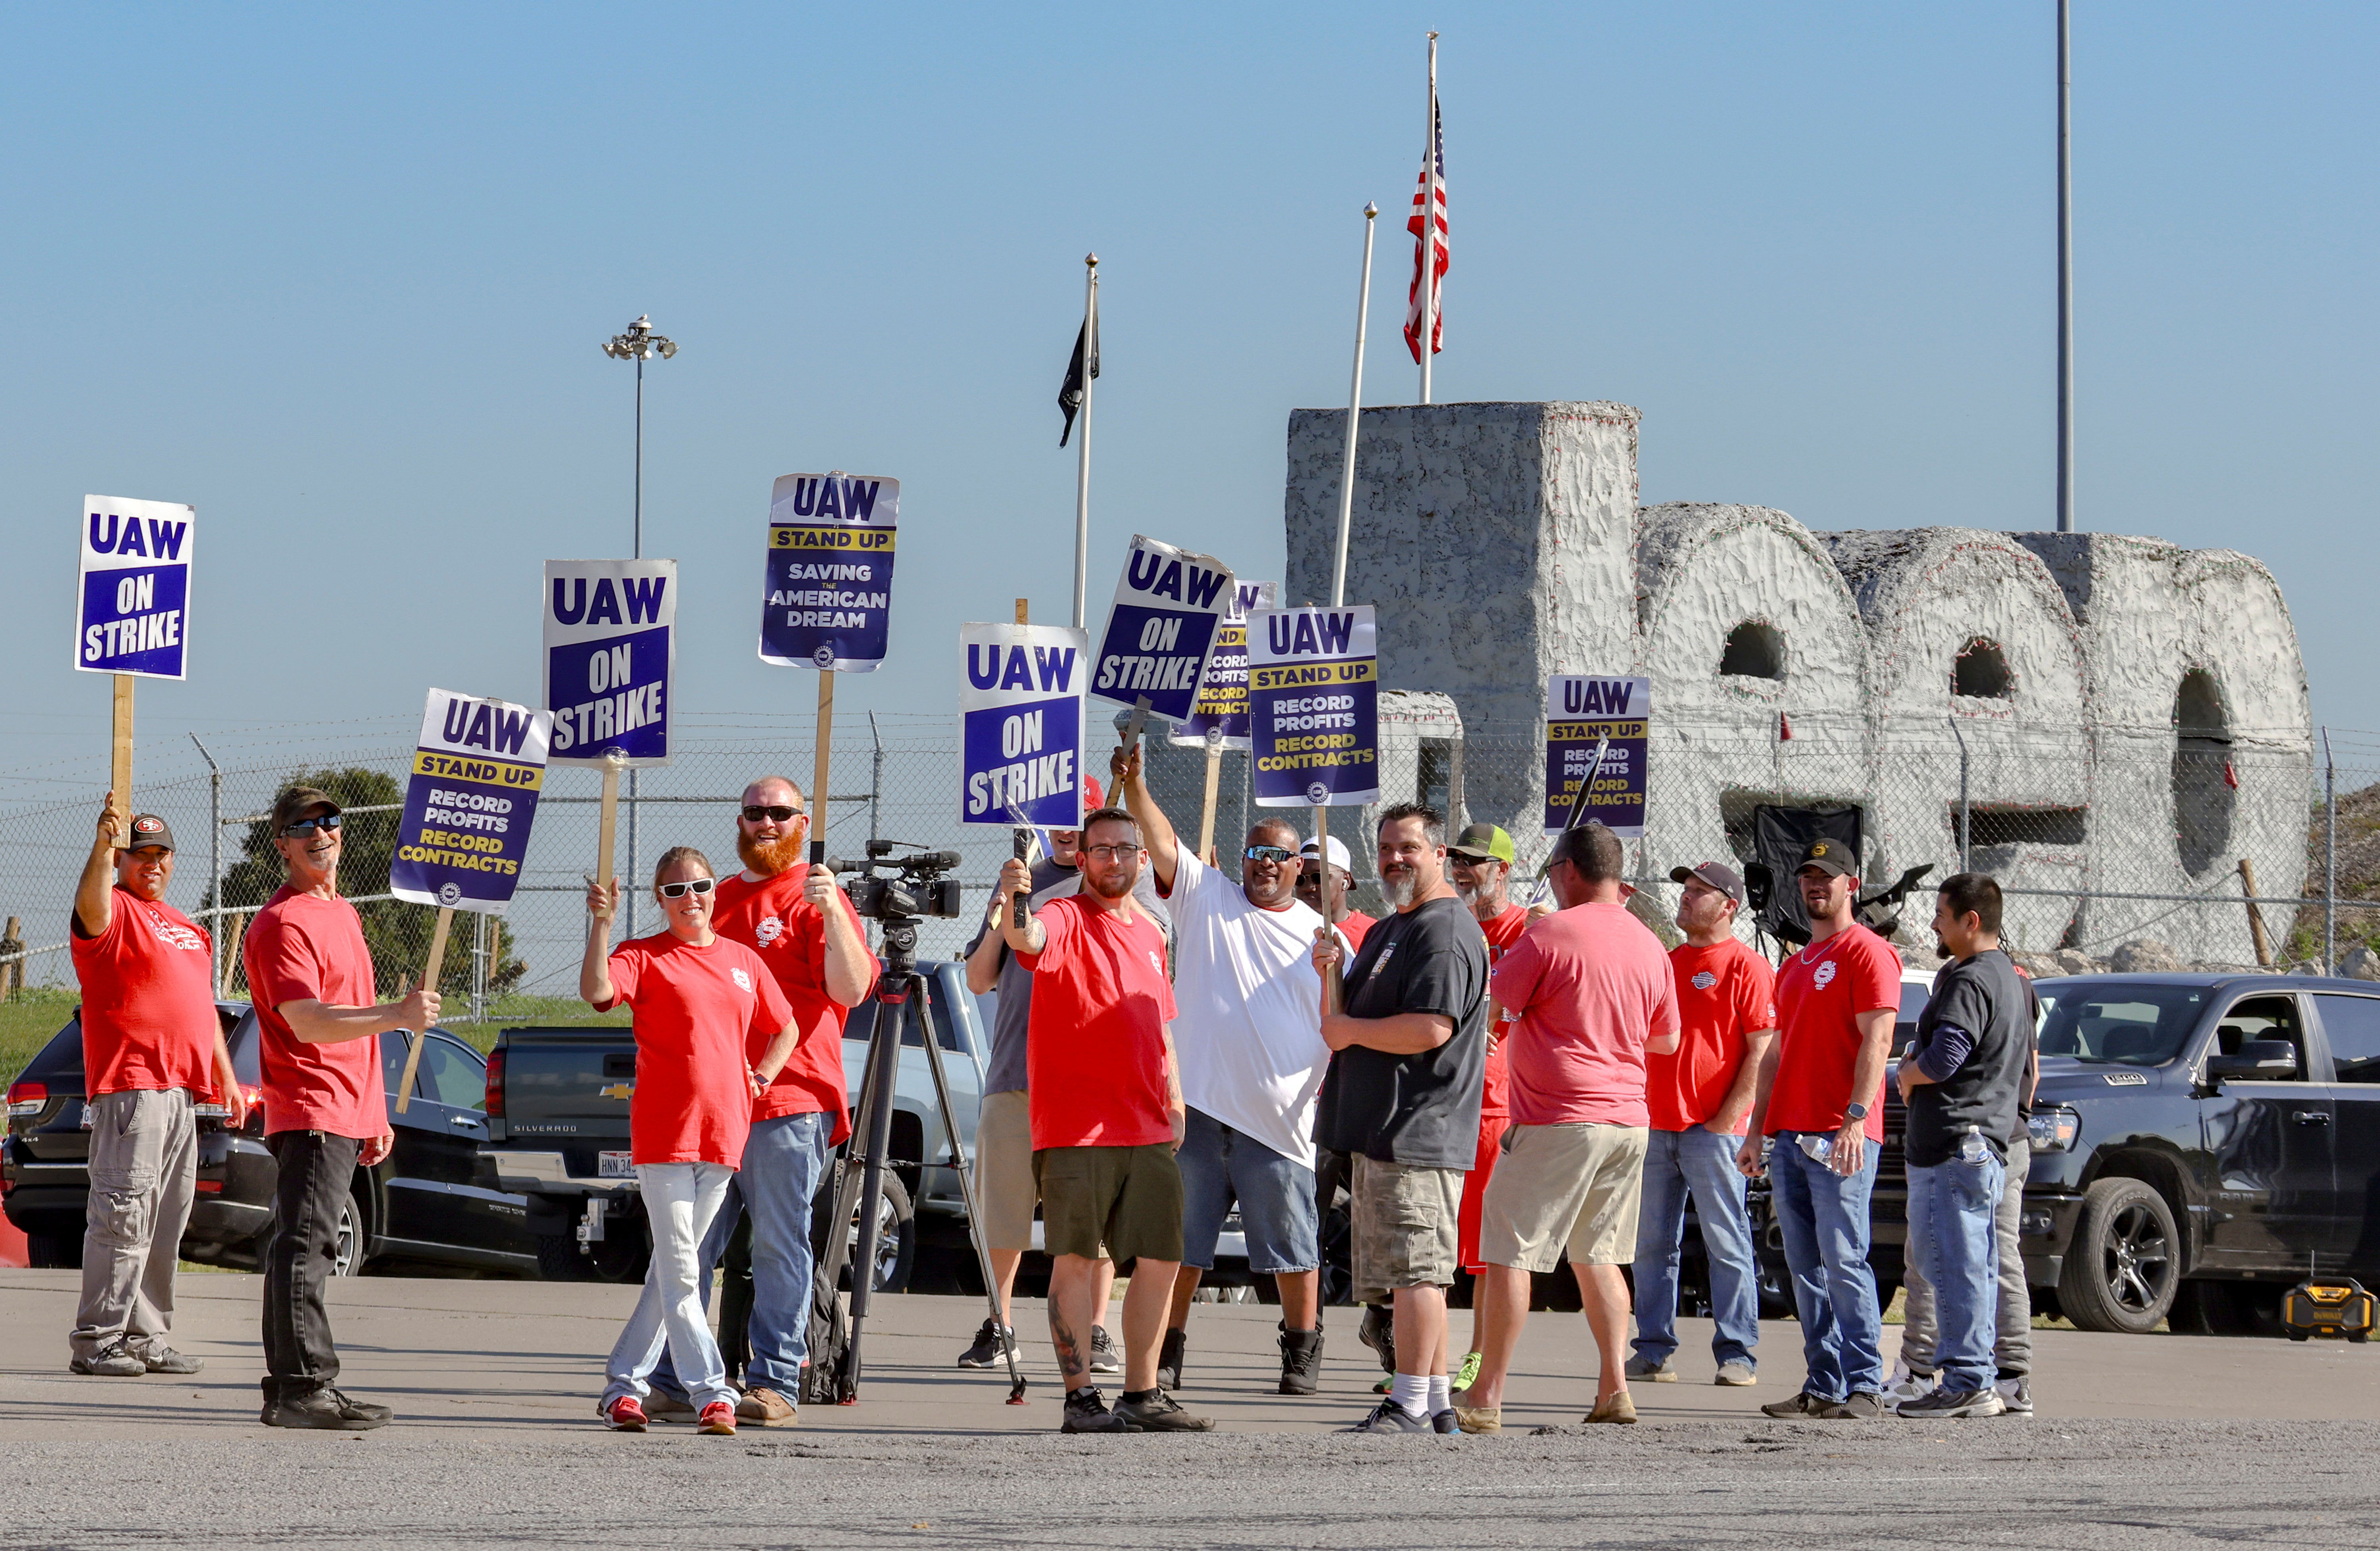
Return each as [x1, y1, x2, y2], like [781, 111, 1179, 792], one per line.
[818, 916, 1026, 1404]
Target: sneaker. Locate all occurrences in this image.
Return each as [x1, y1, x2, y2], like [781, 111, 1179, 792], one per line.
[327, 1390, 394, 1424]
[1346, 1398, 1435, 1434]
[1624, 1354, 1679, 1383]
[139, 1346, 204, 1376]
[260, 1389, 384, 1431]
[602, 1396, 649, 1432]
[1585, 1391, 1638, 1425]
[956, 1319, 1016, 1369]
[1995, 1375, 2033, 1415]
[697, 1401, 737, 1435]
[736, 1386, 798, 1428]
[1714, 1361, 1756, 1387]
[1883, 1361, 1937, 1405]
[1449, 1393, 1501, 1434]
[1061, 1386, 1130, 1433]
[69, 1340, 146, 1378]
[1820, 1392, 1889, 1420]
[1896, 1386, 2006, 1419]
[1430, 1409, 1464, 1435]
[1372, 1377, 1393, 1394]
[1454, 1350, 1482, 1391]
[1112, 1390, 1216, 1432]
[1277, 1324, 1322, 1396]
[645, 1392, 698, 1423]
[1157, 1328, 1187, 1391]
[1760, 1391, 1833, 1418]
[1088, 1324, 1121, 1374]
[1357, 1303, 1396, 1371]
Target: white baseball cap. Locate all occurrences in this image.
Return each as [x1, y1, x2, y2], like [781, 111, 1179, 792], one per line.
[1299, 836, 1353, 871]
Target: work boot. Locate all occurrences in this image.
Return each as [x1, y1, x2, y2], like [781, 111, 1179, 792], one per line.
[261, 1388, 384, 1431]
[1277, 1323, 1323, 1396]
[1157, 1328, 1186, 1391]
[1112, 1389, 1215, 1432]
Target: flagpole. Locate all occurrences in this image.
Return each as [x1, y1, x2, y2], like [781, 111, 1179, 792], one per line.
[2055, 0, 2074, 533]
[1419, 31, 1438, 406]
[1332, 205, 1378, 610]
[1073, 253, 1099, 628]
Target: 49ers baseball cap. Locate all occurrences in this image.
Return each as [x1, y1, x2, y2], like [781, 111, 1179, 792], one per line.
[1796, 838, 1857, 878]
[123, 814, 176, 852]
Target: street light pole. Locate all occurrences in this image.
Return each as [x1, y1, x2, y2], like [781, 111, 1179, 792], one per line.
[602, 315, 677, 933]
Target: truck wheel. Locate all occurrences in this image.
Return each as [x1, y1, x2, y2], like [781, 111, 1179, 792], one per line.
[2056, 1177, 2178, 1333]
[331, 1192, 366, 1277]
[535, 1234, 593, 1282]
[818, 1174, 916, 1293]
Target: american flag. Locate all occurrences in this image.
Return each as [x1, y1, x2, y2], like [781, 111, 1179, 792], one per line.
[1405, 100, 1447, 364]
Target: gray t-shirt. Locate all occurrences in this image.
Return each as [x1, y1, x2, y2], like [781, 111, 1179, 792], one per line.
[965, 856, 1171, 1095]
[1312, 895, 1490, 1168]
[1906, 948, 2033, 1166]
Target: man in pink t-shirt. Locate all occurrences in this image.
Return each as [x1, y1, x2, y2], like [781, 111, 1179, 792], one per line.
[1451, 824, 1679, 1432]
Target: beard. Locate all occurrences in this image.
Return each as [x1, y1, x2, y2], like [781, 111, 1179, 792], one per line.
[1384, 868, 1419, 911]
[737, 830, 805, 877]
[1088, 867, 1135, 900]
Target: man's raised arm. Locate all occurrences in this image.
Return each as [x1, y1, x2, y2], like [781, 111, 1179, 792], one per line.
[1112, 740, 1179, 893]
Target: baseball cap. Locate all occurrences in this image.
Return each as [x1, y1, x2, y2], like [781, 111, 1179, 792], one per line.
[1668, 860, 1745, 905]
[1447, 823, 1514, 864]
[1300, 836, 1353, 872]
[1796, 838, 1856, 878]
[123, 814, 176, 852]
[270, 785, 343, 834]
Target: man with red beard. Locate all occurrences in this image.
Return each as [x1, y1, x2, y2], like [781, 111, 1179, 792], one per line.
[647, 775, 874, 1427]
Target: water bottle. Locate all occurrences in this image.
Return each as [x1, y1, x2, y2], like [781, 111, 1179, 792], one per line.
[1798, 1133, 1833, 1165]
[1959, 1125, 1988, 1164]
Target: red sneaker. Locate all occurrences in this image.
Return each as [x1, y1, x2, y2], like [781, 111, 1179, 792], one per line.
[697, 1401, 737, 1435]
[603, 1396, 649, 1432]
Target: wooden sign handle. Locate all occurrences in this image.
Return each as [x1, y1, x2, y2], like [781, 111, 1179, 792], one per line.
[111, 675, 134, 847]
[392, 906, 453, 1115]
[595, 756, 622, 900]
[1196, 743, 1222, 865]
[811, 669, 834, 866]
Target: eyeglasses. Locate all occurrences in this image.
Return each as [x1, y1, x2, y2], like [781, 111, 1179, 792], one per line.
[280, 814, 342, 838]
[741, 805, 805, 823]
[1081, 844, 1140, 862]
[1244, 845, 1297, 864]
[657, 877, 716, 899]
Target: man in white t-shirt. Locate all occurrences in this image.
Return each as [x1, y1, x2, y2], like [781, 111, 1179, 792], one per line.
[1114, 741, 1340, 1397]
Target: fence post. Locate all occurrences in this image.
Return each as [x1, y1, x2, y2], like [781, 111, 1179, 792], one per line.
[868, 711, 885, 850]
[1950, 714, 1971, 874]
[1, 917, 19, 997]
[2324, 726, 2337, 974]
[2238, 856, 2274, 968]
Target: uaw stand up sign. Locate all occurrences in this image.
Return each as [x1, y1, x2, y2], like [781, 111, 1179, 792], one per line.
[1248, 606, 1379, 808]
[544, 560, 677, 765]
[1542, 675, 1650, 837]
[960, 623, 1089, 829]
[1169, 579, 1276, 751]
[758, 472, 897, 671]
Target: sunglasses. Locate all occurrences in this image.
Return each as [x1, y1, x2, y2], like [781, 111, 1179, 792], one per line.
[740, 805, 805, 823]
[657, 877, 716, 899]
[1244, 845, 1298, 864]
[281, 814, 342, 838]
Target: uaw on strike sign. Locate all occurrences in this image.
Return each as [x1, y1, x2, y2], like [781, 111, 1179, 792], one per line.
[545, 560, 675, 766]
[1249, 606, 1378, 808]
[1169, 579, 1275, 749]
[960, 623, 1088, 829]
[76, 495, 195, 680]
[1543, 675, 1650, 837]
[758, 472, 896, 671]
[390, 689, 553, 914]
[1091, 536, 1234, 724]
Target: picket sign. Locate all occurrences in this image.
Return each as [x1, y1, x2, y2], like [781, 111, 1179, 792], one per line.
[77, 495, 197, 842]
[1090, 536, 1235, 725]
[1542, 676, 1650, 837]
[1246, 607, 1380, 810]
[960, 622, 1089, 830]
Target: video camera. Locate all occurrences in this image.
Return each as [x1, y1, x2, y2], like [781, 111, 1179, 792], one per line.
[829, 840, 966, 923]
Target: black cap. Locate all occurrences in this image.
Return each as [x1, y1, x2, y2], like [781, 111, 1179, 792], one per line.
[270, 785, 342, 834]
[123, 814, 175, 853]
[1796, 838, 1856, 879]
[1668, 860, 1744, 905]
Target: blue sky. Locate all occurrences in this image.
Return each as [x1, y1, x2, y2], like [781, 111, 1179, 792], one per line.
[5, 1, 2374, 801]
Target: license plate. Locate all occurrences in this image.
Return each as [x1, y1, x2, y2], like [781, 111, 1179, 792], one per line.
[598, 1151, 635, 1179]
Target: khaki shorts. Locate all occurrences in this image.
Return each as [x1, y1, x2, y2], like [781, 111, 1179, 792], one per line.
[1034, 1144, 1183, 1265]
[1349, 1155, 1463, 1305]
[971, 1090, 1037, 1252]
[1478, 1122, 1649, 1272]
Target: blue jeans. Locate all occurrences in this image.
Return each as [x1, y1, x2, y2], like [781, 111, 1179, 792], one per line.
[651, 1110, 833, 1401]
[1177, 1107, 1320, 1273]
[1768, 1132, 1883, 1403]
[1631, 1124, 1760, 1371]
[1904, 1152, 2005, 1394]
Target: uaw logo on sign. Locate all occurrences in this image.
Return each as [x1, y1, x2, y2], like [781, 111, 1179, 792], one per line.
[1091, 535, 1234, 724]
[758, 472, 897, 673]
[545, 560, 676, 767]
[1169, 578, 1274, 750]
[1247, 606, 1379, 809]
[1542, 675, 1651, 839]
[960, 622, 1088, 829]
[76, 495, 196, 681]
[388, 688, 554, 918]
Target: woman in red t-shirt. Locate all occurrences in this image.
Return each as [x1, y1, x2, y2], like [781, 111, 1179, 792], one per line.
[579, 847, 798, 1436]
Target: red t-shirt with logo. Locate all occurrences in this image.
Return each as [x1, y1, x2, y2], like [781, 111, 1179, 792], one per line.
[1017, 893, 1178, 1150]
[1477, 905, 1530, 1118]
[1649, 937, 1777, 1133]
[1766, 924, 1901, 1142]
[70, 888, 221, 1098]
[599, 931, 794, 1168]
[244, 888, 385, 1139]
[712, 866, 878, 1144]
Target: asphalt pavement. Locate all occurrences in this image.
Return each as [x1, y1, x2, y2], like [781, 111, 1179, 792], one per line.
[1, 1271, 2375, 1546]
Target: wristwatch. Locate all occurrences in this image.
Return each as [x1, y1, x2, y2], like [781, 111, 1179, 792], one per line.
[1843, 1101, 1870, 1122]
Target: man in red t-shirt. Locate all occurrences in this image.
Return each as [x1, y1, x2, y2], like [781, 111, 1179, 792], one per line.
[996, 806, 1211, 1435]
[1738, 838, 1901, 1420]
[1628, 862, 1775, 1389]
[1446, 822, 1525, 1390]
[644, 776, 875, 1428]
[1297, 836, 1375, 948]
[66, 796, 244, 1378]
[242, 786, 438, 1432]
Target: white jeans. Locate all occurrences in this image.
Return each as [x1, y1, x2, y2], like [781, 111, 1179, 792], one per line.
[601, 1161, 737, 1412]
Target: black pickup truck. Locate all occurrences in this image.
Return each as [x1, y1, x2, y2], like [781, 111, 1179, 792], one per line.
[479, 959, 989, 1288]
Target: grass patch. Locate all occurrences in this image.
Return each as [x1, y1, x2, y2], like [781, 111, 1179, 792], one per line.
[0, 990, 79, 1087]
